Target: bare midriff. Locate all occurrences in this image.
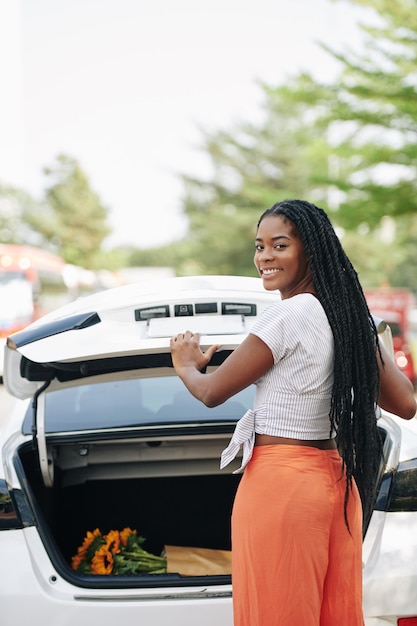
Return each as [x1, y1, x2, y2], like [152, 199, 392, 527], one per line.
[255, 434, 337, 450]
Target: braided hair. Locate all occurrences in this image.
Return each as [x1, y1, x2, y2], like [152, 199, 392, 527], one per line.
[258, 199, 382, 529]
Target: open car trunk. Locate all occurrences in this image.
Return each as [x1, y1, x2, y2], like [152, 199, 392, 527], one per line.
[14, 424, 388, 589]
[15, 430, 241, 587]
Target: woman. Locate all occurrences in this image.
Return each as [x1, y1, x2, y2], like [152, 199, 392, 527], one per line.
[170, 199, 416, 626]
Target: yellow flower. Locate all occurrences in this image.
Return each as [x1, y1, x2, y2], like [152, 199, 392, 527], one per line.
[120, 527, 135, 546]
[78, 528, 101, 558]
[91, 545, 114, 575]
[71, 528, 102, 571]
[71, 553, 83, 571]
[70, 527, 165, 576]
[104, 529, 121, 554]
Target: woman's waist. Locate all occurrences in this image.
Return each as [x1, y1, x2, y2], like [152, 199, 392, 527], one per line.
[255, 433, 337, 450]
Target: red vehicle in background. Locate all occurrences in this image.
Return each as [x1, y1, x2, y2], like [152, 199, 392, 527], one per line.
[365, 287, 417, 387]
[0, 244, 69, 378]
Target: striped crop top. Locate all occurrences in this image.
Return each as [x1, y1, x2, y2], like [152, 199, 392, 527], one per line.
[220, 293, 335, 473]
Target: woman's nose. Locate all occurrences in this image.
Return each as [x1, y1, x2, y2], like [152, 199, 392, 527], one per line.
[258, 246, 273, 260]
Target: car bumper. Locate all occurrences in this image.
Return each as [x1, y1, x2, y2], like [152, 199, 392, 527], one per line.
[0, 528, 233, 626]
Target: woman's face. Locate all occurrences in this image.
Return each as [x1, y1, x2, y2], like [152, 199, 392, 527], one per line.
[254, 214, 314, 298]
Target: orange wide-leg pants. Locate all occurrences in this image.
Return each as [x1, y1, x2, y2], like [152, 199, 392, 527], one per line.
[231, 445, 364, 626]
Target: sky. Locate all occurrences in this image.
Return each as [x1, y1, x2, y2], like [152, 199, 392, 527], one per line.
[0, 0, 373, 249]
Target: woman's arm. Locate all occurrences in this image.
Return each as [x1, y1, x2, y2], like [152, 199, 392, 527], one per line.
[170, 331, 274, 407]
[378, 341, 417, 420]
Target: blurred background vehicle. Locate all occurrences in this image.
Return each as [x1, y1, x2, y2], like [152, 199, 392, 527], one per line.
[0, 244, 110, 380]
[0, 244, 68, 378]
[365, 287, 417, 388]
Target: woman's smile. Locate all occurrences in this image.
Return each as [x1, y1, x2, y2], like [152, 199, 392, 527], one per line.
[260, 267, 282, 274]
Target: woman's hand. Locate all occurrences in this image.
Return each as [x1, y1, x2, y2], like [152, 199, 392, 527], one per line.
[170, 331, 221, 374]
[169, 331, 273, 408]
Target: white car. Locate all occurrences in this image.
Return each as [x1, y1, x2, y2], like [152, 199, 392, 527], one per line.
[1, 275, 417, 626]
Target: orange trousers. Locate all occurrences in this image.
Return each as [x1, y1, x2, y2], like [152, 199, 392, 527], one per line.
[231, 445, 364, 626]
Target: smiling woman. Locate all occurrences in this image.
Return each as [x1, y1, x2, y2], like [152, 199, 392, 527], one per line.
[170, 198, 417, 626]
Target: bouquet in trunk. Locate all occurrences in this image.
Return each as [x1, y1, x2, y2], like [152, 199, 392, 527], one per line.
[71, 527, 167, 575]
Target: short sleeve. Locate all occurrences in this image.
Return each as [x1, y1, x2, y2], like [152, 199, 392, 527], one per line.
[250, 303, 288, 364]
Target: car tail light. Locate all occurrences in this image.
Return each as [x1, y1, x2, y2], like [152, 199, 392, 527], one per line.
[398, 618, 417, 625]
[0, 479, 23, 530]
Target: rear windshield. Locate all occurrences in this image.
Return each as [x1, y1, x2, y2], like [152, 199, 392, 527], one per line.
[22, 376, 255, 434]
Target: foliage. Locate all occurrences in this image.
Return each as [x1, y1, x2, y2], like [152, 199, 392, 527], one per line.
[386, 214, 417, 289]
[3, 0, 417, 288]
[0, 184, 51, 248]
[43, 154, 111, 268]
[312, 0, 417, 289]
[1, 156, 112, 269]
[316, 0, 417, 229]
[92, 246, 131, 272]
[175, 0, 417, 287]
[177, 85, 332, 276]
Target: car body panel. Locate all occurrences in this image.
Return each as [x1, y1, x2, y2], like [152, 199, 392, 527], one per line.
[0, 530, 233, 626]
[363, 511, 417, 617]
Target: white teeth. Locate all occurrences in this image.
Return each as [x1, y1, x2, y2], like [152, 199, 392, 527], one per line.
[262, 268, 281, 275]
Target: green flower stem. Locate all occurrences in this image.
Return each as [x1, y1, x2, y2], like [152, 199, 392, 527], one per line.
[121, 550, 166, 563]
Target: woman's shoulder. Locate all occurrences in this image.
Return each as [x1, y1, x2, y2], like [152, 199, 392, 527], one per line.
[251, 293, 331, 359]
[258, 294, 329, 335]
[266, 293, 323, 316]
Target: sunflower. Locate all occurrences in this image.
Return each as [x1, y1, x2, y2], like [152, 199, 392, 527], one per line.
[91, 545, 114, 575]
[71, 527, 166, 575]
[104, 529, 121, 555]
[71, 528, 103, 571]
[120, 527, 135, 546]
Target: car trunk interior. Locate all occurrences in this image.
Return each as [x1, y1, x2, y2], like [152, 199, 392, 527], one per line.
[15, 433, 241, 581]
[14, 425, 388, 584]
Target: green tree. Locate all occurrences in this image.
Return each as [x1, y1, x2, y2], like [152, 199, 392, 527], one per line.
[42, 154, 111, 267]
[177, 0, 417, 285]
[302, 0, 417, 288]
[312, 0, 417, 228]
[0, 183, 47, 246]
[386, 214, 417, 289]
[179, 87, 332, 276]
